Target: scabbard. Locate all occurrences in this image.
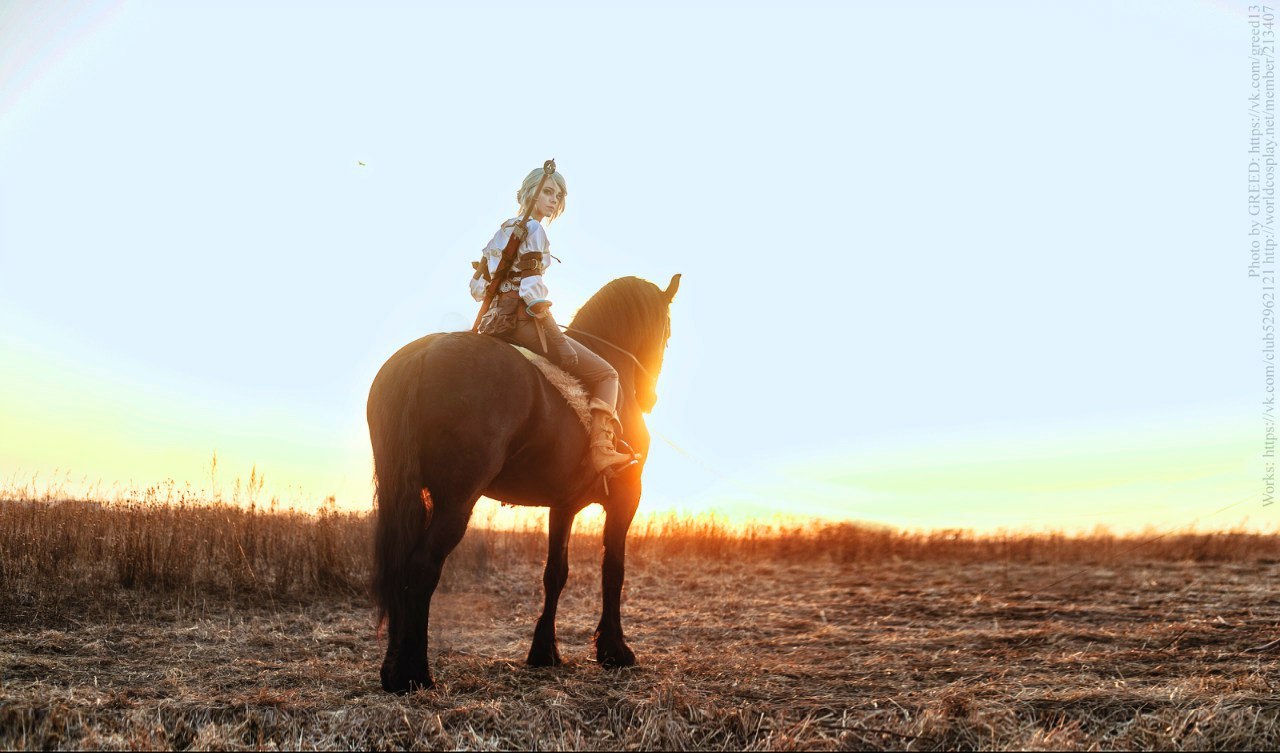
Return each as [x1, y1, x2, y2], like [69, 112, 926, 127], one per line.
[536, 316, 549, 352]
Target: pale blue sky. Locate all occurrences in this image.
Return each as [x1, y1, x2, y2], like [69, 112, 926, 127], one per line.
[0, 0, 1266, 531]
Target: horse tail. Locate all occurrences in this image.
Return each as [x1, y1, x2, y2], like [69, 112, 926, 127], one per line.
[369, 356, 432, 631]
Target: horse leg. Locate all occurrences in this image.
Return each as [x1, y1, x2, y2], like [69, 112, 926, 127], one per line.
[381, 493, 475, 694]
[594, 489, 639, 668]
[527, 506, 575, 666]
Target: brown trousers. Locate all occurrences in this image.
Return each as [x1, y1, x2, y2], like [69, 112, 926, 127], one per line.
[500, 318, 620, 412]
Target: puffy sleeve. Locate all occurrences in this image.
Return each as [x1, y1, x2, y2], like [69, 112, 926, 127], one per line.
[469, 225, 509, 301]
[481, 226, 507, 275]
[518, 220, 552, 307]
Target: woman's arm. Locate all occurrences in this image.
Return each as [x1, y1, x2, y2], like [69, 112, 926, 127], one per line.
[518, 221, 552, 311]
[470, 226, 509, 301]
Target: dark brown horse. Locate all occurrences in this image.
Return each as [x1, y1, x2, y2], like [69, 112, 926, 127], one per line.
[368, 274, 680, 694]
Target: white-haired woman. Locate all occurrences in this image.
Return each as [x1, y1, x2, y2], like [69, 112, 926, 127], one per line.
[469, 167, 637, 477]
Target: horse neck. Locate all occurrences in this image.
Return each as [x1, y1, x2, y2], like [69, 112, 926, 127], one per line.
[567, 317, 655, 393]
[573, 325, 640, 383]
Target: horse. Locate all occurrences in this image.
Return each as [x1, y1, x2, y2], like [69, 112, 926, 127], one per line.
[368, 273, 681, 694]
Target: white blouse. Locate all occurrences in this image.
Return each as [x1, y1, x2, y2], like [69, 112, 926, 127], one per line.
[469, 217, 553, 307]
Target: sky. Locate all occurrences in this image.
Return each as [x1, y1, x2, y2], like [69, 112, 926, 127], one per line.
[0, 0, 1269, 533]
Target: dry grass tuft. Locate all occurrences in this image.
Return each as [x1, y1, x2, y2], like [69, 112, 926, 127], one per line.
[2, 484, 1279, 750]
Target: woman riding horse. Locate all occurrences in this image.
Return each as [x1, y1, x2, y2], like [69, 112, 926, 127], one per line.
[469, 165, 638, 478]
[369, 159, 679, 693]
[370, 272, 680, 693]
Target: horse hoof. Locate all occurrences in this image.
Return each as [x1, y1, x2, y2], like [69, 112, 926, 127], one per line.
[381, 664, 434, 695]
[382, 675, 434, 695]
[596, 643, 636, 669]
[526, 643, 564, 667]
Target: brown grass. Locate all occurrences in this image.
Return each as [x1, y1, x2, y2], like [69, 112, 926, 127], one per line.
[2, 484, 1279, 750]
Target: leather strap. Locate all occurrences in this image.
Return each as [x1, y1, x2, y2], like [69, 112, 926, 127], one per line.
[516, 251, 544, 276]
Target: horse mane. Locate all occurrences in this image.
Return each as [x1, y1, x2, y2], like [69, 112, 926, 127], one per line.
[568, 276, 667, 352]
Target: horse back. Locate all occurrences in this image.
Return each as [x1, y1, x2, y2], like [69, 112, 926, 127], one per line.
[368, 332, 595, 505]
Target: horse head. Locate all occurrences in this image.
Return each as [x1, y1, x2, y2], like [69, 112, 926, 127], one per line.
[568, 273, 681, 414]
[635, 273, 680, 412]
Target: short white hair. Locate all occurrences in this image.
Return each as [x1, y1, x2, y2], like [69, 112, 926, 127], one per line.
[516, 168, 568, 223]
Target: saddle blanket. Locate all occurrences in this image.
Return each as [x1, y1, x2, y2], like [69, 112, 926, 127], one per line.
[510, 344, 592, 432]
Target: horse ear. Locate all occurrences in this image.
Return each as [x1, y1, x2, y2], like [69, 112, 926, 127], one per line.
[663, 273, 681, 302]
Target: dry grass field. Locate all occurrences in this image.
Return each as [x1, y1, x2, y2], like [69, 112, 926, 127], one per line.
[2, 485, 1280, 750]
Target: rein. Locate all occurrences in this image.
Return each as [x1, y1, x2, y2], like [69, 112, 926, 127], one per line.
[560, 325, 653, 380]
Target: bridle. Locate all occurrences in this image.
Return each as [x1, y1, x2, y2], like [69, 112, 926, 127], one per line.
[560, 325, 654, 382]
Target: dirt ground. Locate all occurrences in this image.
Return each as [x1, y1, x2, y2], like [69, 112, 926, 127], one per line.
[3, 554, 1279, 750]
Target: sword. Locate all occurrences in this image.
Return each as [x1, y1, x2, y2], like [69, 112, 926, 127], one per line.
[471, 159, 557, 333]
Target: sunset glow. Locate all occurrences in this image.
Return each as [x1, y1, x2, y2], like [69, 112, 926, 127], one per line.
[0, 0, 1268, 535]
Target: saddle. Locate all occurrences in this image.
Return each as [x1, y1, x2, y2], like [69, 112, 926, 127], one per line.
[509, 344, 592, 432]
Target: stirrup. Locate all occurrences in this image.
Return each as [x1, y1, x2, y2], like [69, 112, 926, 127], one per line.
[596, 454, 639, 478]
[591, 441, 638, 497]
[592, 441, 639, 476]
[615, 437, 641, 459]
[597, 456, 639, 496]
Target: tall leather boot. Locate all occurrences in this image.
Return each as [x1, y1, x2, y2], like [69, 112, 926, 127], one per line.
[588, 398, 639, 476]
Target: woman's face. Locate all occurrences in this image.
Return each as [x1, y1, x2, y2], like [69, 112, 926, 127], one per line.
[533, 180, 564, 220]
